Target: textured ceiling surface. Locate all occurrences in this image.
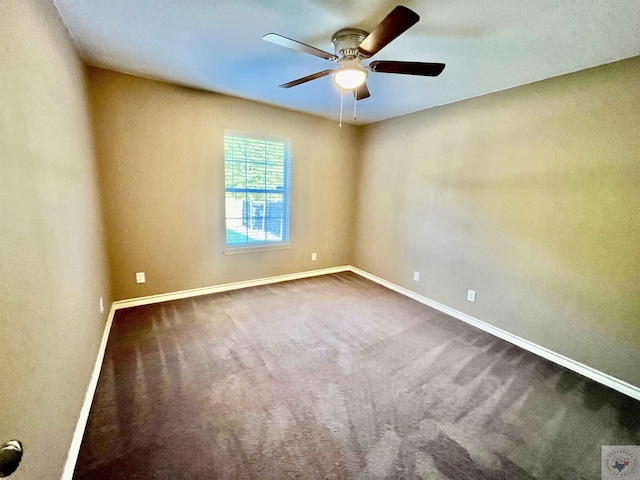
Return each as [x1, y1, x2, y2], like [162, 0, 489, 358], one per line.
[54, 0, 640, 124]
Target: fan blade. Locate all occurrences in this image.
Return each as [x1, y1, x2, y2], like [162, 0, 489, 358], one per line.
[263, 33, 336, 61]
[358, 6, 420, 57]
[279, 69, 334, 88]
[353, 82, 370, 100]
[369, 61, 445, 76]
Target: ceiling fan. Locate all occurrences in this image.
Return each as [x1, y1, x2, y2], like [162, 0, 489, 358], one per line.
[263, 5, 445, 101]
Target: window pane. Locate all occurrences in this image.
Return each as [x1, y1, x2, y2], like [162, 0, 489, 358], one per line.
[225, 192, 245, 221]
[265, 143, 284, 164]
[265, 193, 285, 240]
[225, 161, 246, 189]
[246, 161, 266, 189]
[235, 162, 247, 188]
[265, 165, 284, 190]
[226, 218, 248, 245]
[224, 132, 290, 247]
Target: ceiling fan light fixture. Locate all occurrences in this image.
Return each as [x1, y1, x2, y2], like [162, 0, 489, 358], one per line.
[333, 62, 367, 90]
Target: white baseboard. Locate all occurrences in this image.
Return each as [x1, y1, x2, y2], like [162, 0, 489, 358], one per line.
[61, 303, 116, 480]
[112, 265, 351, 310]
[64, 264, 640, 478]
[348, 266, 640, 402]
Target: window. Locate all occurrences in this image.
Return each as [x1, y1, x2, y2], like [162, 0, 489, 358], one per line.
[224, 130, 291, 249]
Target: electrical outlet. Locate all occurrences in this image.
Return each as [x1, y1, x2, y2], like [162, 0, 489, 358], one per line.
[413, 271, 420, 281]
[136, 272, 146, 284]
[100, 297, 104, 313]
[311, 252, 317, 261]
[467, 290, 476, 302]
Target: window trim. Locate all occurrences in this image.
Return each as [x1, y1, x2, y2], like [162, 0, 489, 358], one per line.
[223, 129, 291, 252]
[223, 242, 292, 256]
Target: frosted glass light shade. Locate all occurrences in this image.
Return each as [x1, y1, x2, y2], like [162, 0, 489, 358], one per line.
[334, 64, 367, 89]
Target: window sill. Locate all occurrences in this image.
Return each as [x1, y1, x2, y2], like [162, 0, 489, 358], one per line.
[223, 243, 292, 256]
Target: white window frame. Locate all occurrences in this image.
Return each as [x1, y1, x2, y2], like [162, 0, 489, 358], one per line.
[223, 129, 291, 255]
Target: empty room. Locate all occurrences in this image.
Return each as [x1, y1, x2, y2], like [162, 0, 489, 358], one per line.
[1, 0, 639, 478]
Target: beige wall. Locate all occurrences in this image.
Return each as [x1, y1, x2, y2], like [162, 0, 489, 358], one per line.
[0, 1, 111, 478]
[354, 57, 640, 386]
[87, 68, 360, 301]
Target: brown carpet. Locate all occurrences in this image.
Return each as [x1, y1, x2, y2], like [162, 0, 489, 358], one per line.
[73, 272, 640, 479]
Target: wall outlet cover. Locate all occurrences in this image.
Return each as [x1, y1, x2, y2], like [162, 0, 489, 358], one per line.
[413, 271, 420, 281]
[311, 252, 317, 261]
[467, 290, 476, 302]
[136, 272, 146, 283]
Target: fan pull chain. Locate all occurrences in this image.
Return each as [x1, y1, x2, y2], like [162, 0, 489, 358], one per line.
[353, 89, 358, 121]
[339, 87, 344, 128]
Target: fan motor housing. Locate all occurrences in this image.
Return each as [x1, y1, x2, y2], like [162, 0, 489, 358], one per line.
[332, 28, 368, 60]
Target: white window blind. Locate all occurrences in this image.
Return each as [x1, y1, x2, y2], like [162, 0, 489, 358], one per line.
[224, 131, 291, 247]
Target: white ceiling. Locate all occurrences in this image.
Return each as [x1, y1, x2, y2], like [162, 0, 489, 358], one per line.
[53, 0, 640, 124]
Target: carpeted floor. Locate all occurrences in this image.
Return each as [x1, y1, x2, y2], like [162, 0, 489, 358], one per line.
[73, 272, 640, 479]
